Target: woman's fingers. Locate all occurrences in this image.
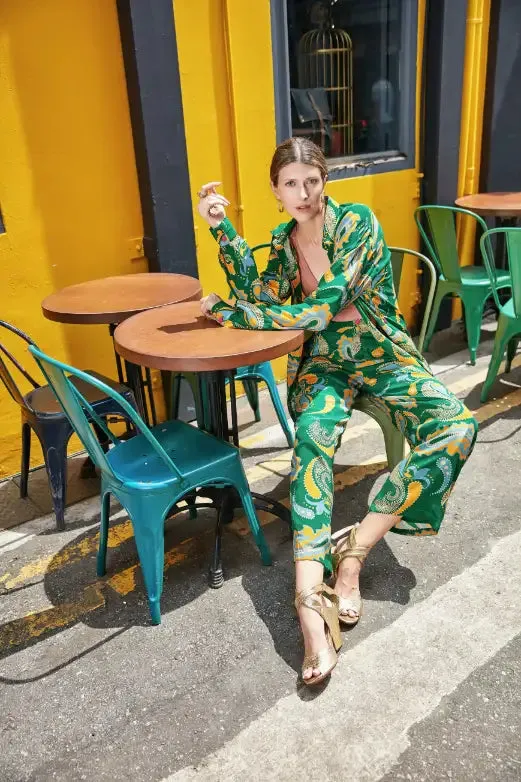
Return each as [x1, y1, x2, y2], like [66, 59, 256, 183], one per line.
[197, 183, 230, 205]
[200, 293, 221, 316]
[199, 181, 221, 196]
[205, 196, 229, 209]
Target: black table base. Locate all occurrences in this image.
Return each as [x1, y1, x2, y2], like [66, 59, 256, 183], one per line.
[163, 369, 292, 587]
[109, 324, 157, 427]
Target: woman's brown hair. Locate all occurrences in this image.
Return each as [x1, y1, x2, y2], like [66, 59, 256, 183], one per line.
[270, 137, 328, 186]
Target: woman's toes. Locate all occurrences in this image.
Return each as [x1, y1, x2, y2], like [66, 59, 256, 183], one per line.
[302, 666, 322, 681]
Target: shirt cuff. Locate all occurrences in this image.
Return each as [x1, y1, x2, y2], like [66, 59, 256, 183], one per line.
[210, 218, 237, 244]
[209, 298, 236, 325]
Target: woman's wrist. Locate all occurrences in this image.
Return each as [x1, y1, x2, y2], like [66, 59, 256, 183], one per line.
[210, 217, 237, 243]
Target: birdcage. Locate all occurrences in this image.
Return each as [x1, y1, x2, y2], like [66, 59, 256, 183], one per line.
[298, 24, 354, 157]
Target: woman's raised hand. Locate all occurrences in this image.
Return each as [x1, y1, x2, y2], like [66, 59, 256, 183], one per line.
[197, 182, 230, 228]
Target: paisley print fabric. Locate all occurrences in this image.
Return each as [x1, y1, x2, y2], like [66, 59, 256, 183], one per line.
[207, 197, 478, 574]
[288, 321, 477, 574]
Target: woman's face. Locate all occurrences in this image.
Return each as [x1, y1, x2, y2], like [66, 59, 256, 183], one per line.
[271, 162, 325, 223]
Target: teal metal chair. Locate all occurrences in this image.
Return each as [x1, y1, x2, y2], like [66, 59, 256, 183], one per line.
[170, 242, 294, 447]
[414, 205, 511, 364]
[479, 227, 521, 402]
[353, 246, 437, 470]
[28, 345, 271, 625]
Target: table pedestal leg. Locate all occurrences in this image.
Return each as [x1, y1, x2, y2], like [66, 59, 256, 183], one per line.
[208, 504, 225, 589]
[108, 324, 157, 427]
[164, 369, 292, 587]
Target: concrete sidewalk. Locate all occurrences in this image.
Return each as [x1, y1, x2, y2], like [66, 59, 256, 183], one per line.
[1, 320, 521, 782]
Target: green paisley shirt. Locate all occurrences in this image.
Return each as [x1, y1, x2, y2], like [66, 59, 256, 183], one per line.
[208, 196, 428, 389]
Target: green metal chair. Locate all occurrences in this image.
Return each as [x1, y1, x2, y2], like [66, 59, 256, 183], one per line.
[414, 205, 511, 365]
[479, 227, 521, 402]
[352, 246, 437, 470]
[28, 345, 271, 625]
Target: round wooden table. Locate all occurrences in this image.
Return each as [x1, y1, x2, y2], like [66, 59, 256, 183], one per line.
[41, 273, 202, 424]
[42, 272, 202, 325]
[113, 299, 303, 372]
[114, 300, 304, 586]
[455, 192, 521, 278]
[455, 192, 521, 219]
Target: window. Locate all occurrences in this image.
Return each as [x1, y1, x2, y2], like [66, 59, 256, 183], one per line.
[271, 0, 418, 179]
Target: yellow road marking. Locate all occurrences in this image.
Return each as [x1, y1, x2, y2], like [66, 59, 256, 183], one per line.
[0, 584, 106, 648]
[0, 520, 135, 592]
[0, 539, 197, 649]
[1, 364, 520, 652]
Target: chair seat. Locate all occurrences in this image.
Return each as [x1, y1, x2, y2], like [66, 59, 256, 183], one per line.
[107, 419, 238, 486]
[24, 370, 132, 416]
[457, 266, 511, 286]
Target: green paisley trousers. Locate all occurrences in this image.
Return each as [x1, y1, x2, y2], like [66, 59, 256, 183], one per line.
[288, 319, 478, 575]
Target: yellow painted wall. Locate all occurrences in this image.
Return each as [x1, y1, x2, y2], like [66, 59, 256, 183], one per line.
[0, 0, 427, 480]
[0, 0, 143, 478]
[453, 0, 492, 320]
[175, 0, 426, 381]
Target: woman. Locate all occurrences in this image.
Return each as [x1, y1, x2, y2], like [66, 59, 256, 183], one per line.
[197, 138, 477, 686]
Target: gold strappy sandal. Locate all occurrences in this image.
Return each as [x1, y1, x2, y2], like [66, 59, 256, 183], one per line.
[294, 583, 342, 686]
[332, 527, 370, 627]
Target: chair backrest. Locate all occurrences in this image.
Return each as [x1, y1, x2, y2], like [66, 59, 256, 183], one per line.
[414, 205, 488, 283]
[480, 227, 521, 318]
[251, 243, 271, 255]
[0, 320, 41, 409]
[28, 345, 186, 486]
[388, 246, 437, 354]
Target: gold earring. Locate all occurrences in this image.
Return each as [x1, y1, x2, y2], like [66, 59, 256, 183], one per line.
[277, 199, 284, 213]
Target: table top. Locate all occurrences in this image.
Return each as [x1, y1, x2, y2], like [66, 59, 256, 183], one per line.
[455, 192, 521, 218]
[113, 300, 304, 371]
[41, 273, 202, 325]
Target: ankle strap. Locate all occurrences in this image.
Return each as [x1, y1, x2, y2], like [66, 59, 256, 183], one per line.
[295, 582, 336, 611]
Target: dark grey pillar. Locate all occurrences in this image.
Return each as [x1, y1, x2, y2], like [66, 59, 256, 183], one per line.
[420, 0, 468, 330]
[116, 0, 197, 277]
[480, 0, 521, 193]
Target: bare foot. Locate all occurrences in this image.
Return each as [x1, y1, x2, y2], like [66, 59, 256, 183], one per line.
[334, 556, 362, 620]
[297, 600, 331, 682]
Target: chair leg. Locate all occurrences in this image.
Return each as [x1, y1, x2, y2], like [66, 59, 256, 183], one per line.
[505, 337, 520, 374]
[20, 422, 31, 499]
[423, 286, 446, 352]
[382, 424, 405, 471]
[261, 367, 294, 448]
[96, 491, 111, 577]
[241, 377, 261, 422]
[126, 496, 167, 625]
[462, 293, 487, 366]
[481, 329, 510, 403]
[235, 480, 272, 566]
[41, 427, 70, 531]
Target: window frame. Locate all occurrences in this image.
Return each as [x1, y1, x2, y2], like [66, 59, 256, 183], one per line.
[270, 0, 419, 180]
